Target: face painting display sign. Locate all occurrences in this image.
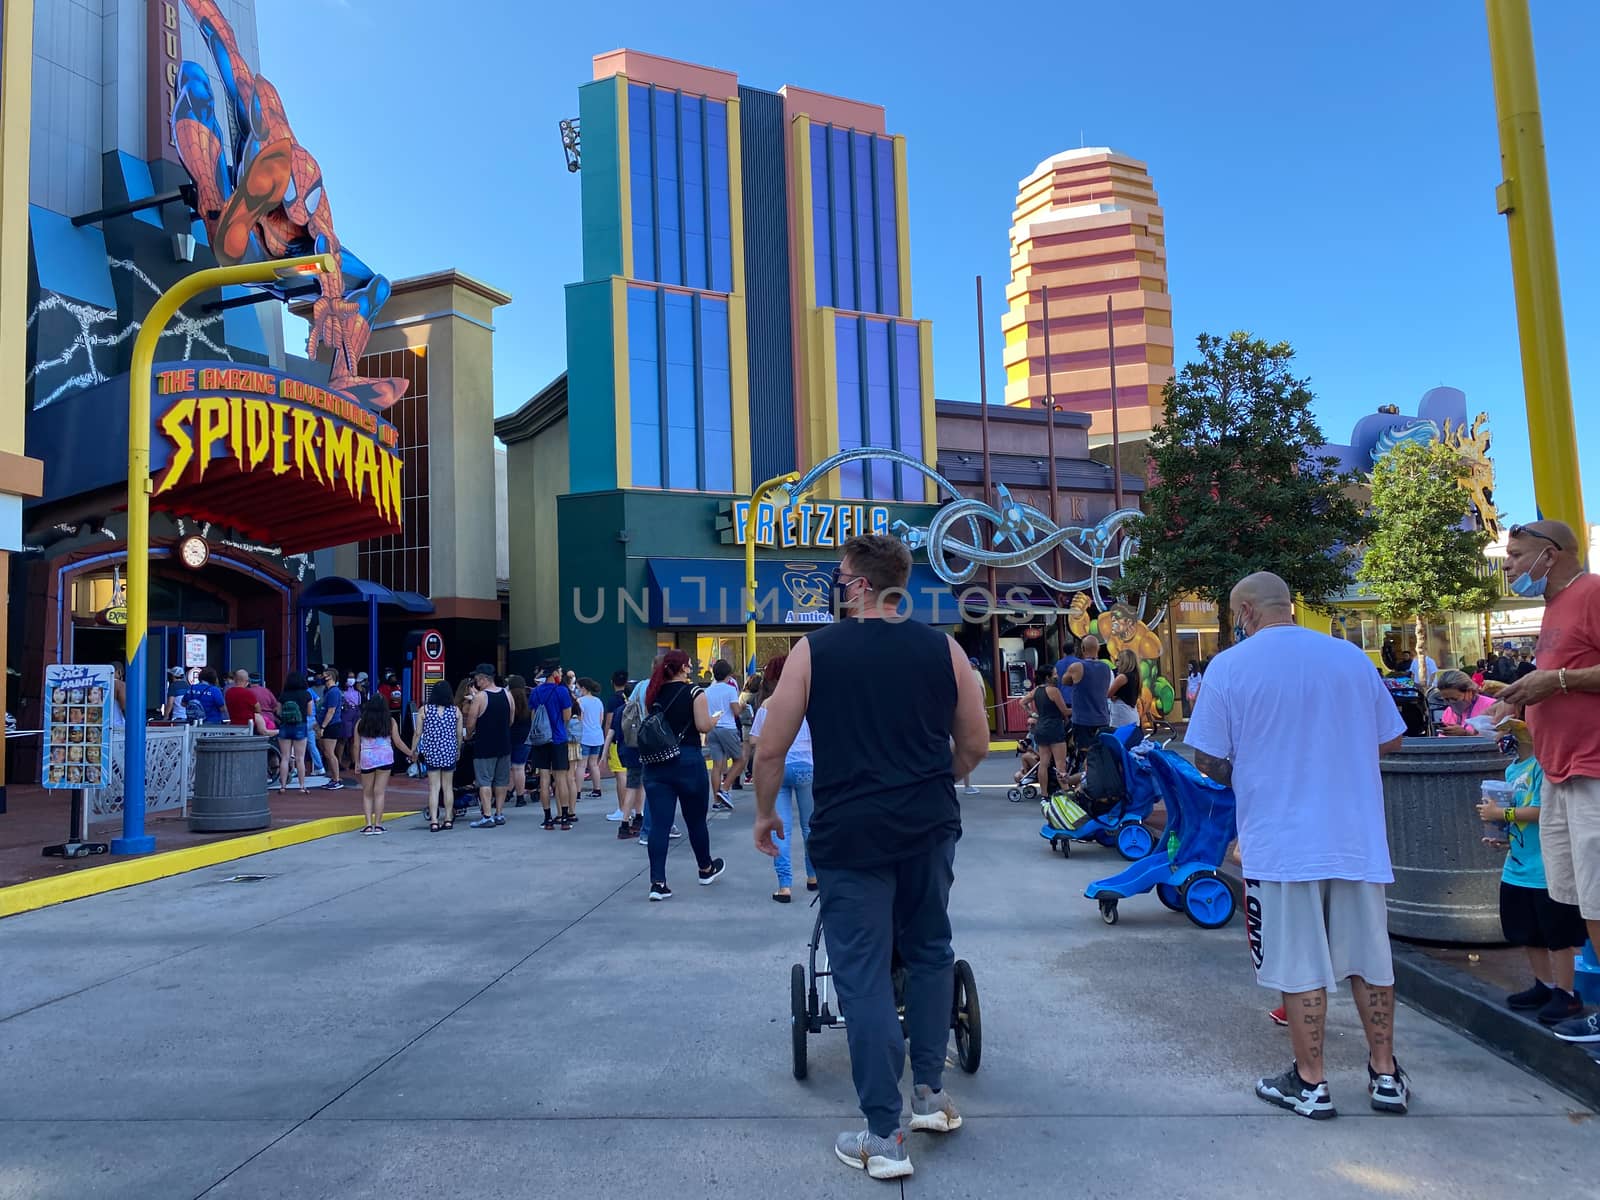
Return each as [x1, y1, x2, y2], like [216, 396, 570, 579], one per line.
[148, 361, 403, 552]
[43, 664, 115, 789]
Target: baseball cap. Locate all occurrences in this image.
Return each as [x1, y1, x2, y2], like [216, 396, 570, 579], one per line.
[356, 671, 369, 683]
[168, 666, 186, 679]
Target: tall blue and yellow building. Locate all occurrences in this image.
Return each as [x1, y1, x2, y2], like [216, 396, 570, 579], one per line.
[500, 49, 953, 677]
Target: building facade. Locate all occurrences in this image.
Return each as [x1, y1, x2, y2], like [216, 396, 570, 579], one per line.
[1001, 148, 1172, 441]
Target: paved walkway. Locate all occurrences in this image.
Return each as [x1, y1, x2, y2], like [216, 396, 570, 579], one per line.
[2, 754, 1595, 1198]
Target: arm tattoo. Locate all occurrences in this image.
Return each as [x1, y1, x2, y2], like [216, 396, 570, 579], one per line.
[1194, 750, 1233, 787]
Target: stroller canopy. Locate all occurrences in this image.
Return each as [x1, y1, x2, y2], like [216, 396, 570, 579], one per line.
[1146, 749, 1238, 867]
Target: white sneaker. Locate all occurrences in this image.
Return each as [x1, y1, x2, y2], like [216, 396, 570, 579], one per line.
[962, 786, 980, 795]
[606, 809, 626, 822]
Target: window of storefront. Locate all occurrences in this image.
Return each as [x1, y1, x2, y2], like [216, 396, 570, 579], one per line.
[809, 124, 898, 316]
[70, 570, 228, 625]
[628, 83, 733, 293]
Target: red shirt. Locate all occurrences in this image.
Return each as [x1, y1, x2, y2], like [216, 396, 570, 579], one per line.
[1527, 572, 1600, 783]
[224, 685, 259, 727]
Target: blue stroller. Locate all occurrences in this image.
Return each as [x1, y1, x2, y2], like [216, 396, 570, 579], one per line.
[1039, 725, 1159, 861]
[1083, 746, 1238, 929]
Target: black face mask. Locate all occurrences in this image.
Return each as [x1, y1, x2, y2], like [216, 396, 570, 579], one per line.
[830, 566, 851, 616]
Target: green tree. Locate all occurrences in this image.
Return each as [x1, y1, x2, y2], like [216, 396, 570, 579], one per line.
[1356, 439, 1496, 688]
[1122, 332, 1369, 643]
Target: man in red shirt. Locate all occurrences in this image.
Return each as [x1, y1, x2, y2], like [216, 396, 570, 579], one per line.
[1497, 520, 1600, 1043]
[225, 669, 268, 734]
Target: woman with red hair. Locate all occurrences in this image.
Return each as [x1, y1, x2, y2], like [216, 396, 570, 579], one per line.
[642, 650, 726, 901]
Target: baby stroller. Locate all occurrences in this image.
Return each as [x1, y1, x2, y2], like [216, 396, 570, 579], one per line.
[1083, 745, 1238, 929]
[1039, 726, 1158, 861]
[790, 901, 981, 1082]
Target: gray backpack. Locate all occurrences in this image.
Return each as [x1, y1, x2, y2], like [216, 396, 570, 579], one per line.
[527, 699, 553, 747]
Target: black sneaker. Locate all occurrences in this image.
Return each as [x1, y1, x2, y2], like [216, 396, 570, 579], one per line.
[616, 824, 635, 841]
[513, 796, 527, 808]
[1367, 1060, 1410, 1114]
[1507, 981, 1552, 1010]
[649, 882, 672, 902]
[1255, 1063, 1335, 1120]
[541, 814, 556, 831]
[698, 858, 727, 886]
[1536, 987, 1584, 1026]
[1551, 1011, 1600, 1043]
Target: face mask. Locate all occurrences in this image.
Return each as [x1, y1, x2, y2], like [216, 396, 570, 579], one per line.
[1232, 624, 1247, 643]
[1509, 548, 1552, 598]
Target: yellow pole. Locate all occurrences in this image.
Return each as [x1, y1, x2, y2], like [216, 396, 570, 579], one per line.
[744, 471, 800, 675]
[1486, 0, 1586, 545]
[116, 252, 335, 854]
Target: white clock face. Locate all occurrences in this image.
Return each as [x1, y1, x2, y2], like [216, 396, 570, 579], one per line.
[180, 537, 208, 569]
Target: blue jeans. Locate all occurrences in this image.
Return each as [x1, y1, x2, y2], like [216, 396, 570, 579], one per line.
[306, 737, 325, 775]
[817, 838, 957, 1138]
[642, 748, 713, 884]
[773, 759, 815, 888]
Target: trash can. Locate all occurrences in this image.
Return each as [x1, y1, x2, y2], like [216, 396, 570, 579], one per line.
[1381, 736, 1510, 944]
[189, 732, 272, 832]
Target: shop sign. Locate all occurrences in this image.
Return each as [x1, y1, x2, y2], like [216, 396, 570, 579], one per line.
[722, 500, 890, 549]
[146, 0, 182, 164]
[151, 364, 403, 525]
[42, 664, 114, 789]
[776, 563, 834, 625]
[184, 634, 208, 668]
[102, 605, 128, 626]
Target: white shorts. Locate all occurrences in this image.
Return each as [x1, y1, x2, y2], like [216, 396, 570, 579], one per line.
[1244, 878, 1394, 994]
[1539, 775, 1600, 919]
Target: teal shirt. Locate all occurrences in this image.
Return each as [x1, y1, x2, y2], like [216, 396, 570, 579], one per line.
[1500, 756, 1546, 890]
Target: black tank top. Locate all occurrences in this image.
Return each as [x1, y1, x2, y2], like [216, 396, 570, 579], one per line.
[805, 616, 960, 869]
[474, 688, 512, 757]
[1113, 672, 1140, 707]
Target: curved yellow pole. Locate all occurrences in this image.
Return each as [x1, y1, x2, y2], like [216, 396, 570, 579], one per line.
[117, 252, 335, 854]
[744, 471, 800, 674]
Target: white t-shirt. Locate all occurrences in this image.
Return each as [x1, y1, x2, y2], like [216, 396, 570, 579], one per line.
[705, 680, 740, 729]
[750, 704, 813, 764]
[577, 694, 604, 745]
[1184, 624, 1407, 884]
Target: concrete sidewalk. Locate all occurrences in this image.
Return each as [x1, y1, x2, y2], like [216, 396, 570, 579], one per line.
[1, 754, 1595, 1199]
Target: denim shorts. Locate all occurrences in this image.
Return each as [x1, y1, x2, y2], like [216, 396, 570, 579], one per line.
[582, 743, 603, 756]
[276, 725, 308, 742]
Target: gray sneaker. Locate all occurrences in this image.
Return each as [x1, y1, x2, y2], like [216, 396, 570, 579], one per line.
[833, 1128, 912, 1180]
[908, 1083, 962, 1132]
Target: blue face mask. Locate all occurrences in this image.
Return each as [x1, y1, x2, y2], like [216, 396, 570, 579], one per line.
[1509, 548, 1552, 598]
[1233, 623, 1248, 643]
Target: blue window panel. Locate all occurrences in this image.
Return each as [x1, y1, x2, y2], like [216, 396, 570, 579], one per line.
[853, 133, 878, 314]
[664, 292, 698, 489]
[810, 125, 832, 308]
[681, 95, 707, 290]
[829, 127, 855, 311]
[707, 100, 732, 292]
[628, 288, 662, 487]
[895, 323, 922, 500]
[703, 429, 734, 493]
[654, 89, 682, 284]
[702, 300, 734, 495]
[835, 316, 864, 498]
[629, 85, 656, 282]
[875, 139, 898, 316]
[865, 319, 894, 497]
[667, 425, 700, 489]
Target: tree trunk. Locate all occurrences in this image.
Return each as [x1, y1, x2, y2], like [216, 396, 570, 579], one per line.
[1415, 612, 1432, 736]
[1218, 599, 1234, 649]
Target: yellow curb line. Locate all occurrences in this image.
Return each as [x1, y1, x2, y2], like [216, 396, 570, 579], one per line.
[989, 740, 1019, 752]
[0, 810, 419, 920]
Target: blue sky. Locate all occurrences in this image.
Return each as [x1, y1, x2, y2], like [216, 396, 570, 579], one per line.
[263, 0, 1598, 524]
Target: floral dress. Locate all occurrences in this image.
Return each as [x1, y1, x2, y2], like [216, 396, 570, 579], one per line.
[416, 704, 460, 771]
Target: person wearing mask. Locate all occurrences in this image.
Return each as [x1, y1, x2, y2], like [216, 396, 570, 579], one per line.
[412, 680, 464, 830]
[1435, 669, 1497, 735]
[529, 664, 577, 829]
[603, 669, 642, 836]
[628, 656, 681, 846]
[161, 667, 191, 721]
[640, 650, 725, 900]
[274, 671, 315, 793]
[1493, 520, 1600, 1043]
[1062, 635, 1112, 768]
[354, 696, 411, 835]
[1186, 572, 1410, 1120]
[379, 670, 402, 714]
[1108, 649, 1142, 729]
[317, 667, 348, 790]
[574, 678, 606, 801]
[341, 674, 362, 771]
[505, 674, 533, 808]
[1492, 649, 1520, 685]
[1185, 660, 1203, 715]
[465, 664, 513, 828]
[749, 654, 816, 901]
[1030, 666, 1071, 799]
[187, 667, 228, 727]
[247, 674, 280, 735]
[703, 659, 745, 811]
[753, 535, 987, 1181]
[225, 669, 267, 734]
[453, 677, 478, 808]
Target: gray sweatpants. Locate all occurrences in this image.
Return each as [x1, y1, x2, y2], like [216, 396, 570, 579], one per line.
[817, 838, 956, 1136]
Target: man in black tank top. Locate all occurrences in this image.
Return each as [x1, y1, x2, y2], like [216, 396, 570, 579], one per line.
[753, 534, 988, 1181]
[466, 664, 513, 827]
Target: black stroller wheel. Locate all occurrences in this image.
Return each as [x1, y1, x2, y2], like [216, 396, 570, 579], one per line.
[1006, 787, 1023, 803]
[953, 959, 981, 1073]
[1099, 897, 1119, 925]
[790, 962, 808, 1080]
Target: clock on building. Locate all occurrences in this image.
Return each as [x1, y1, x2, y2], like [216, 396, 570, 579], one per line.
[177, 535, 210, 570]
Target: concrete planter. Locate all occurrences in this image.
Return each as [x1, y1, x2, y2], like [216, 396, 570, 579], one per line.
[188, 732, 272, 832]
[1381, 737, 1511, 945]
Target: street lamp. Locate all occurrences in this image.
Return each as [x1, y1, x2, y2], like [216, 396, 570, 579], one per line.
[114, 252, 336, 855]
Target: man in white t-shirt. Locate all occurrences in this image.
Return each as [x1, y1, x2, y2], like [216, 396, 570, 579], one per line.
[1185, 572, 1411, 1122]
[703, 659, 746, 811]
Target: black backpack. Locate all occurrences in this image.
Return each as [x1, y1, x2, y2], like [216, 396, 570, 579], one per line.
[637, 686, 698, 765]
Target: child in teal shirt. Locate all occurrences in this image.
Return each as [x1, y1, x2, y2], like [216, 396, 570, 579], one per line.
[1478, 724, 1587, 1026]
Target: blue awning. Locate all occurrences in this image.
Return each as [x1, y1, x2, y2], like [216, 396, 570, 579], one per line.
[298, 576, 434, 614]
[645, 558, 961, 628]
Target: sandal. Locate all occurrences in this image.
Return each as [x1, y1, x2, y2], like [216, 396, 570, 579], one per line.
[772, 891, 792, 903]
[442, 819, 454, 829]
[429, 821, 441, 832]
[806, 879, 819, 892]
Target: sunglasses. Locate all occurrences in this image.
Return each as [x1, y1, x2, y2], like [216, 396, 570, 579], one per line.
[830, 567, 870, 591]
[1509, 524, 1564, 550]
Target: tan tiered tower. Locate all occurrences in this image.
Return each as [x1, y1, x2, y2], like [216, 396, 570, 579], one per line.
[1000, 148, 1172, 441]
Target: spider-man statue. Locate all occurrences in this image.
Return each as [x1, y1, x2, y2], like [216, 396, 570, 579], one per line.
[171, 0, 406, 410]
